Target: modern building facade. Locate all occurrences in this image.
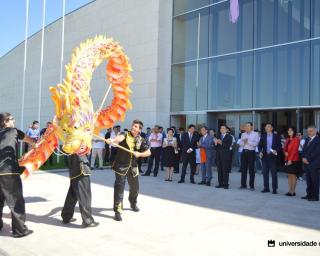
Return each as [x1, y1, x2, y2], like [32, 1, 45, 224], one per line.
[0, 0, 173, 131]
[1, 0, 320, 137]
[171, 0, 320, 135]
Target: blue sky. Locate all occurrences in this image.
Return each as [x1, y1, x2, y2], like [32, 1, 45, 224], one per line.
[0, 0, 92, 57]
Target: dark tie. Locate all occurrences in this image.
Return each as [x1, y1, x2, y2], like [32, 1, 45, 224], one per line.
[189, 134, 192, 142]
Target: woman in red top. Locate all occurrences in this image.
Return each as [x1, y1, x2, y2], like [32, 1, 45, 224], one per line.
[283, 127, 302, 196]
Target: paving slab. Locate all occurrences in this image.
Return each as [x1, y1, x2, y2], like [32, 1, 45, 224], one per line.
[0, 167, 319, 256]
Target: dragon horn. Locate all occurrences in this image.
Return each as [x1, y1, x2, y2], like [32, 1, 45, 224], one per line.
[49, 87, 62, 118]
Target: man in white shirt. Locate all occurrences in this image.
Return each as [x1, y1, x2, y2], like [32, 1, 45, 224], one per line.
[239, 122, 260, 190]
[236, 131, 244, 172]
[142, 126, 163, 177]
[90, 131, 105, 169]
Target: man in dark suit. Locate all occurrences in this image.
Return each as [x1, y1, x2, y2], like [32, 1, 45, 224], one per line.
[301, 125, 320, 201]
[258, 123, 282, 194]
[215, 125, 233, 189]
[178, 124, 199, 184]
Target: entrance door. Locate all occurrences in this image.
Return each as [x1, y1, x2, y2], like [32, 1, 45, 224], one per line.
[257, 110, 315, 134]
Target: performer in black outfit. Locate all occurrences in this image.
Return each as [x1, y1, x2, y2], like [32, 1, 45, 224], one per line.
[106, 120, 151, 221]
[61, 154, 99, 228]
[0, 112, 35, 238]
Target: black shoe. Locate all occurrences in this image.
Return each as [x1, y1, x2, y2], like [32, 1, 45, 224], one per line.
[62, 218, 77, 224]
[178, 180, 184, 183]
[165, 178, 170, 181]
[114, 212, 122, 221]
[285, 192, 293, 196]
[215, 185, 223, 188]
[301, 195, 310, 200]
[13, 229, 33, 238]
[261, 189, 270, 193]
[223, 185, 229, 189]
[272, 190, 277, 194]
[142, 173, 150, 176]
[198, 181, 206, 185]
[83, 221, 99, 228]
[308, 198, 319, 202]
[206, 182, 211, 186]
[190, 180, 195, 184]
[154, 174, 158, 177]
[131, 204, 140, 212]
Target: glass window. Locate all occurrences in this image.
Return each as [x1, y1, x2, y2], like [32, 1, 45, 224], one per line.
[209, 0, 254, 56]
[173, 13, 198, 63]
[174, 0, 211, 16]
[197, 60, 209, 110]
[312, 0, 320, 37]
[171, 62, 197, 112]
[311, 40, 320, 105]
[208, 52, 253, 110]
[254, 0, 311, 48]
[199, 8, 210, 58]
[254, 42, 310, 108]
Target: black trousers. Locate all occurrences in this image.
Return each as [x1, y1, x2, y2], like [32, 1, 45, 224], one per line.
[104, 147, 110, 164]
[146, 147, 161, 175]
[305, 166, 320, 200]
[180, 153, 196, 182]
[241, 150, 256, 188]
[216, 153, 230, 187]
[0, 175, 29, 236]
[174, 151, 181, 173]
[61, 175, 94, 225]
[262, 154, 278, 190]
[114, 168, 139, 213]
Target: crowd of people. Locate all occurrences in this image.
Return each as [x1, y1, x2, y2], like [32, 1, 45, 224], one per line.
[6, 118, 320, 204]
[11, 118, 320, 203]
[1, 112, 320, 238]
[93, 122, 320, 203]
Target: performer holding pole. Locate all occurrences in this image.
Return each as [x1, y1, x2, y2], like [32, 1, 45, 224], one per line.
[105, 120, 151, 221]
[0, 112, 35, 238]
[61, 154, 99, 228]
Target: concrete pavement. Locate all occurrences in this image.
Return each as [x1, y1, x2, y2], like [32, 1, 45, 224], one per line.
[0, 167, 319, 256]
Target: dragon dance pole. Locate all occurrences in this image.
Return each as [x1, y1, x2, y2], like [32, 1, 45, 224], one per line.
[93, 134, 135, 154]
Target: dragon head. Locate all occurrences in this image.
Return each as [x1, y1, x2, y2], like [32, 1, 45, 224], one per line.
[54, 113, 94, 156]
[51, 83, 95, 156]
